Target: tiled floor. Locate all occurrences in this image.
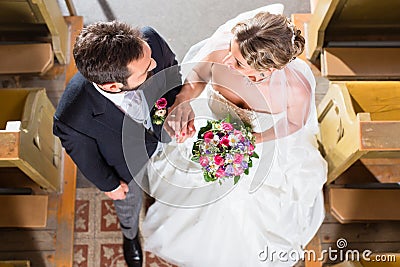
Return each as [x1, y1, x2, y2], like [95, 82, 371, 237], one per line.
[74, 188, 125, 267]
[73, 188, 177, 267]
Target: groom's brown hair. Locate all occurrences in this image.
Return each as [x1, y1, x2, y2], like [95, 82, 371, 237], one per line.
[73, 21, 145, 85]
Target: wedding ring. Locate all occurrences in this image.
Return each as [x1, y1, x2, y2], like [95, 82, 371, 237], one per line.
[170, 114, 176, 118]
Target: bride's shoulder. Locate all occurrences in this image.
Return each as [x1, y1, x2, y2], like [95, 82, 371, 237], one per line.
[203, 49, 228, 64]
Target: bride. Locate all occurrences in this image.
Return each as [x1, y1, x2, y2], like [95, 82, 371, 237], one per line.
[142, 4, 327, 266]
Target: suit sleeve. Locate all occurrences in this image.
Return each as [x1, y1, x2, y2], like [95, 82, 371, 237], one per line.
[53, 118, 121, 192]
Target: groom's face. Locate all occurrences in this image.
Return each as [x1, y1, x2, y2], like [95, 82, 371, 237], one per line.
[96, 42, 157, 94]
[124, 42, 157, 91]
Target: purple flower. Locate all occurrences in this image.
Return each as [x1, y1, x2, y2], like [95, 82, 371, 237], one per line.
[237, 142, 246, 151]
[226, 154, 234, 160]
[241, 161, 249, 169]
[225, 165, 234, 176]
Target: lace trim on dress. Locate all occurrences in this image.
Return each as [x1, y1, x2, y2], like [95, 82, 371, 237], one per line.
[207, 87, 256, 127]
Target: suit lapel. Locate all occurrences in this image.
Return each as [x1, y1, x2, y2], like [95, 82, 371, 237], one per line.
[87, 84, 128, 134]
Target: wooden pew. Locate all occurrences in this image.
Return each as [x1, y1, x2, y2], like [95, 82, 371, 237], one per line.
[0, 88, 62, 192]
[317, 81, 400, 184]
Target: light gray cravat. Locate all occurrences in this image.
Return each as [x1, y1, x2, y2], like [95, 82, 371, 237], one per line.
[121, 90, 153, 131]
[121, 90, 146, 123]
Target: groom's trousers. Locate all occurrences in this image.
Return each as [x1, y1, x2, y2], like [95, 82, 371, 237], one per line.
[113, 165, 148, 240]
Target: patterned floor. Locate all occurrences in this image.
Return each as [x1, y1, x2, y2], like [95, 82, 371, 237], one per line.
[73, 188, 177, 267]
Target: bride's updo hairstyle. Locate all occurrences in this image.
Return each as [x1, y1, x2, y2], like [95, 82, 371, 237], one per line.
[231, 12, 305, 71]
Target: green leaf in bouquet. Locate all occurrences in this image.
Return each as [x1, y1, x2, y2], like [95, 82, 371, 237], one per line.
[234, 175, 240, 185]
[191, 155, 200, 163]
[192, 141, 200, 153]
[243, 122, 252, 129]
[252, 151, 259, 159]
[225, 114, 232, 123]
[198, 121, 213, 138]
[248, 159, 253, 167]
[204, 172, 212, 182]
[244, 168, 249, 175]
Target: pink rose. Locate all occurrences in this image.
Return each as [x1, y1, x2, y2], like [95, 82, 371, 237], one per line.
[222, 122, 234, 131]
[234, 166, 244, 176]
[233, 154, 244, 164]
[234, 130, 243, 138]
[156, 98, 167, 109]
[220, 136, 230, 147]
[199, 156, 209, 167]
[248, 143, 255, 155]
[203, 131, 214, 142]
[216, 167, 226, 178]
[213, 155, 224, 166]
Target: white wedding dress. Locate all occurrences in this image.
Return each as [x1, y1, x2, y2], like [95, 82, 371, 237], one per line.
[142, 4, 327, 267]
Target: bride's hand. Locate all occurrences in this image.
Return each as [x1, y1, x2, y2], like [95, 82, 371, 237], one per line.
[164, 78, 207, 142]
[252, 132, 263, 144]
[164, 95, 196, 143]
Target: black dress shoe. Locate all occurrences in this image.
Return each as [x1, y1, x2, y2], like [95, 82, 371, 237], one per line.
[123, 235, 143, 267]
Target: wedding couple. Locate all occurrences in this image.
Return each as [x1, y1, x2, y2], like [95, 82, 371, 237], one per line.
[54, 3, 327, 267]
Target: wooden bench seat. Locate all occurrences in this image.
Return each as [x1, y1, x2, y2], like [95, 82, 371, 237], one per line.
[0, 0, 69, 65]
[0, 44, 53, 75]
[321, 47, 400, 80]
[329, 187, 400, 223]
[0, 195, 48, 228]
[0, 261, 30, 267]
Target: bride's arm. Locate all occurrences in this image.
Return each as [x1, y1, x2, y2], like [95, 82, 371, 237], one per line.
[174, 61, 211, 102]
[165, 50, 227, 141]
[175, 50, 226, 101]
[253, 118, 301, 143]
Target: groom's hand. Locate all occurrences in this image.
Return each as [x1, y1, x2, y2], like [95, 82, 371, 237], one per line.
[164, 97, 195, 143]
[104, 181, 129, 200]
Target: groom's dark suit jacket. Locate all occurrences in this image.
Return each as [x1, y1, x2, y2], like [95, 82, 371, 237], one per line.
[53, 27, 181, 191]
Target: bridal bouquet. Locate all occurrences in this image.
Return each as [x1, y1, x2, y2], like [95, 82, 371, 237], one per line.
[191, 116, 258, 184]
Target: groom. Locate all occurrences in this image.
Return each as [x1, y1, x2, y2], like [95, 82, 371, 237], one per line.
[53, 21, 190, 267]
